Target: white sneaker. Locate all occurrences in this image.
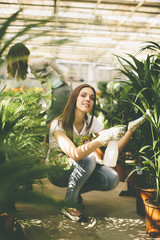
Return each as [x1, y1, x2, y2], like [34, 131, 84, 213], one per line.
[61, 207, 88, 222]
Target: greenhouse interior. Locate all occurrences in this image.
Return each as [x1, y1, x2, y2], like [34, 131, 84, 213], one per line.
[0, 0, 160, 239]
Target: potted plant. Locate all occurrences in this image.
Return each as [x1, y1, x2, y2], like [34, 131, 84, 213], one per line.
[116, 41, 160, 238]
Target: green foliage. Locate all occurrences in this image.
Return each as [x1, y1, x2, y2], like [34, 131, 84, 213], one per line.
[0, 89, 47, 153]
[97, 81, 137, 127]
[96, 81, 145, 154]
[0, 88, 61, 214]
[116, 42, 160, 114]
[97, 82, 119, 127]
[116, 41, 160, 203]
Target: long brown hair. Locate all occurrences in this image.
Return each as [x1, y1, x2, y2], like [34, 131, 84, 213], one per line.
[58, 84, 96, 140]
[6, 43, 30, 80]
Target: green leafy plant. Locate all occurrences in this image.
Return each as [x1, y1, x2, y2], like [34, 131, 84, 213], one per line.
[96, 81, 145, 157]
[0, 88, 64, 217]
[0, 87, 68, 240]
[116, 41, 160, 204]
[0, 89, 46, 151]
[96, 81, 135, 127]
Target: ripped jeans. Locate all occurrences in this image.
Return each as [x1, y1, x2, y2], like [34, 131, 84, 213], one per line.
[49, 153, 119, 203]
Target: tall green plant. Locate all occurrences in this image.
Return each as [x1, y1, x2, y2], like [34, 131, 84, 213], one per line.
[116, 41, 160, 203]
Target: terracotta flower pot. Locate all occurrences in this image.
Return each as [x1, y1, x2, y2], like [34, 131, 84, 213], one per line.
[135, 187, 156, 217]
[144, 199, 160, 238]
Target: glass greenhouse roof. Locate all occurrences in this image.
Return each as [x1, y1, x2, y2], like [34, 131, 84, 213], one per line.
[0, 0, 160, 66]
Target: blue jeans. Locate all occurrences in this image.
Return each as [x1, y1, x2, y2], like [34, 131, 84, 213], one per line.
[49, 154, 119, 203]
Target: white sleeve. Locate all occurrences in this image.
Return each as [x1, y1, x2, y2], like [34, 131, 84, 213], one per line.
[50, 119, 64, 133]
[49, 119, 64, 150]
[46, 58, 66, 82]
[29, 57, 66, 82]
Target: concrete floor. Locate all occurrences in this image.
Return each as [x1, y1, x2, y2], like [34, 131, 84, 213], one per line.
[17, 179, 158, 240]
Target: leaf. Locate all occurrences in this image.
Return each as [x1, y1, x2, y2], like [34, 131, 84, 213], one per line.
[141, 156, 156, 171]
[0, 9, 21, 43]
[139, 145, 151, 152]
[0, 10, 56, 57]
[139, 41, 160, 54]
[153, 140, 159, 150]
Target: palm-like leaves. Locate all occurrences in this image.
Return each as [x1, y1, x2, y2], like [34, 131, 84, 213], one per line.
[139, 41, 160, 54]
[116, 41, 160, 203]
[0, 10, 21, 59]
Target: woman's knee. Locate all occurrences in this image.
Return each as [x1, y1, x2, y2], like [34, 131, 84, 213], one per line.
[97, 166, 119, 191]
[108, 169, 119, 190]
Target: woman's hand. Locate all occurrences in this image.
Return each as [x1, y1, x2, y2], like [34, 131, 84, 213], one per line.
[98, 125, 126, 145]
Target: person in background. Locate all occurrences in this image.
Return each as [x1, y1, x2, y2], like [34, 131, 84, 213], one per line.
[29, 56, 71, 123]
[0, 42, 37, 89]
[6, 42, 30, 81]
[48, 83, 149, 222]
[3, 42, 71, 122]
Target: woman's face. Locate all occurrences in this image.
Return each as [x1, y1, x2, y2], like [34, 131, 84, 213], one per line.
[76, 87, 95, 113]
